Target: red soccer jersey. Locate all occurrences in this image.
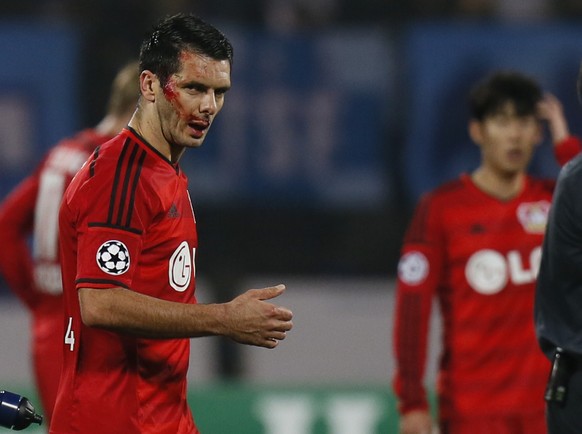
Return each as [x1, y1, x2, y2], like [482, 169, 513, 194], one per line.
[0, 128, 113, 423]
[393, 173, 555, 419]
[0, 129, 109, 305]
[50, 128, 199, 434]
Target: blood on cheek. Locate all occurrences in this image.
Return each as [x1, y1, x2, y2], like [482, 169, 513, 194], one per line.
[162, 80, 190, 120]
[162, 80, 178, 101]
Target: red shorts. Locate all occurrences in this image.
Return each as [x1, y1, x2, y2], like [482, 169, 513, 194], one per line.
[32, 309, 63, 426]
[440, 411, 546, 434]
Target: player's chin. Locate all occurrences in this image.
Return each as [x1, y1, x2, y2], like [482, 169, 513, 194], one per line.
[501, 161, 528, 175]
[504, 153, 530, 169]
[184, 136, 205, 148]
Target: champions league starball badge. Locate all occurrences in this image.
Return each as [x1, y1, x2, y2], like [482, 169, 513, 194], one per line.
[398, 251, 429, 285]
[96, 240, 130, 275]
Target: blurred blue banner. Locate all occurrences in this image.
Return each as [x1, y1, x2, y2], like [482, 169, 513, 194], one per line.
[182, 27, 394, 209]
[403, 23, 582, 203]
[0, 21, 78, 199]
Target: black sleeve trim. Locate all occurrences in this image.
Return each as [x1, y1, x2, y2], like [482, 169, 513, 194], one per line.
[76, 278, 130, 289]
[87, 222, 143, 235]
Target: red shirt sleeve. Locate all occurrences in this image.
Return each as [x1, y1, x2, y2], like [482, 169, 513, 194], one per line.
[554, 135, 582, 167]
[393, 192, 445, 415]
[0, 173, 40, 308]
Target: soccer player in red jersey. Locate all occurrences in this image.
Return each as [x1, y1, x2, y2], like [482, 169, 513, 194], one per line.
[49, 13, 293, 434]
[392, 72, 581, 434]
[0, 60, 139, 427]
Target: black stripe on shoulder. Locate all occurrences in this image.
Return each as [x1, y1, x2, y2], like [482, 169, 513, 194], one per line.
[125, 149, 147, 227]
[406, 179, 464, 244]
[89, 146, 100, 178]
[107, 138, 131, 225]
[76, 278, 130, 289]
[115, 143, 141, 226]
[105, 137, 147, 231]
[88, 222, 143, 235]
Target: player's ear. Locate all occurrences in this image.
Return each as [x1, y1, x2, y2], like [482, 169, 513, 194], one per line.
[139, 70, 157, 102]
[468, 119, 483, 146]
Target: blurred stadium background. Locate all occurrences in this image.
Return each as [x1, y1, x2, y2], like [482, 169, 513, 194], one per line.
[2, 1, 582, 433]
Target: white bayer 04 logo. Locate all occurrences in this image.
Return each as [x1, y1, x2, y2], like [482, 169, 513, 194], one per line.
[169, 241, 196, 292]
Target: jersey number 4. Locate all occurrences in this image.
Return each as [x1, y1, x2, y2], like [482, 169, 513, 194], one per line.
[65, 316, 75, 351]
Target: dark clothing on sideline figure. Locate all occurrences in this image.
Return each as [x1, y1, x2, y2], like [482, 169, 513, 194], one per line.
[535, 153, 582, 358]
[535, 153, 582, 434]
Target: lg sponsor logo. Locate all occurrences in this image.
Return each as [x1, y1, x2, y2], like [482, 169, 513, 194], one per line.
[465, 246, 541, 294]
[399, 246, 542, 295]
[169, 241, 196, 292]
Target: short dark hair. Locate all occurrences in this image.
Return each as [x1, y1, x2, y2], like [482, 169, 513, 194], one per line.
[139, 13, 234, 87]
[469, 71, 542, 121]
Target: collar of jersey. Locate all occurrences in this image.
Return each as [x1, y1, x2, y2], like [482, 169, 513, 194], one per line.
[124, 127, 180, 174]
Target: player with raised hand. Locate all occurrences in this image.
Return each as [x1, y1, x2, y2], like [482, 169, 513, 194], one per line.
[393, 72, 581, 434]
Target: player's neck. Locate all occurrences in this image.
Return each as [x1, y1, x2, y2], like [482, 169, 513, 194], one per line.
[128, 110, 186, 164]
[470, 167, 525, 201]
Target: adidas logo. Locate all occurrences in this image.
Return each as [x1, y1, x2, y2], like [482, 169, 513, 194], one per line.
[167, 203, 180, 218]
[470, 224, 486, 234]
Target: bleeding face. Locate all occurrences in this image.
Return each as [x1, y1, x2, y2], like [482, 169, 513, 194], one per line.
[469, 102, 542, 177]
[156, 51, 231, 154]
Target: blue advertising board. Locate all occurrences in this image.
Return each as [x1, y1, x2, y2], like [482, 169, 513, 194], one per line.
[0, 21, 78, 198]
[402, 23, 582, 204]
[181, 27, 394, 209]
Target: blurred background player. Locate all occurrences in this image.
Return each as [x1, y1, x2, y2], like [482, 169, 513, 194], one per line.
[0, 60, 139, 427]
[392, 71, 581, 434]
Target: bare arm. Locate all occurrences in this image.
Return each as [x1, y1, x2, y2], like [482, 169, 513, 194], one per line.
[538, 92, 570, 145]
[399, 410, 435, 434]
[79, 284, 293, 348]
[0, 175, 39, 309]
[538, 92, 582, 166]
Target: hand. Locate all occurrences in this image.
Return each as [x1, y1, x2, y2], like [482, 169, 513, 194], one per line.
[538, 92, 570, 145]
[399, 410, 436, 434]
[224, 284, 293, 348]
